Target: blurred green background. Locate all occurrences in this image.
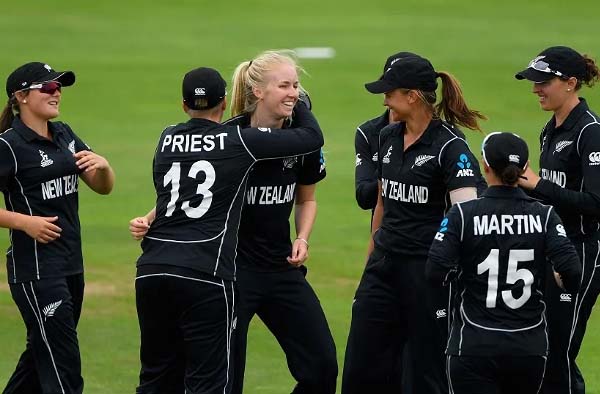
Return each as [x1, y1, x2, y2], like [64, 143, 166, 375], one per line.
[1, 0, 600, 392]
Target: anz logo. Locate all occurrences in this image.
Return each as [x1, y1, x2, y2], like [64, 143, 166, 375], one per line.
[456, 153, 474, 177]
[434, 217, 449, 241]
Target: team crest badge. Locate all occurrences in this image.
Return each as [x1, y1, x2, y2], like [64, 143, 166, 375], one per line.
[283, 156, 298, 169]
[39, 150, 54, 168]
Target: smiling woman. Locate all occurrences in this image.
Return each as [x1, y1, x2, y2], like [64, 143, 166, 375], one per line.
[0, 62, 114, 394]
[225, 50, 337, 394]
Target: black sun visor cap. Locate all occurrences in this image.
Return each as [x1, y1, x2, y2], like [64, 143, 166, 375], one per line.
[365, 55, 438, 93]
[6, 62, 75, 97]
[515, 46, 586, 83]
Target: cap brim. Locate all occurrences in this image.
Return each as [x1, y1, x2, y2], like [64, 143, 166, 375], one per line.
[515, 68, 554, 83]
[38, 71, 76, 87]
[365, 79, 396, 94]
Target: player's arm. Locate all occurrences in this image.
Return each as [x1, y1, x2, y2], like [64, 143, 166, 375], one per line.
[366, 181, 384, 258]
[129, 207, 156, 240]
[442, 139, 479, 204]
[354, 127, 378, 210]
[425, 205, 463, 285]
[0, 141, 62, 243]
[544, 207, 582, 293]
[78, 151, 115, 195]
[288, 184, 317, 266]
[521, 124, 600, 216]
[240, 101, 323, 160]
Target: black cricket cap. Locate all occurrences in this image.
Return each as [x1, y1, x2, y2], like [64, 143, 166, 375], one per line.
[515, 46, 586, 83]
[381, 51, 419, 73]
[482, 132, 529, 174]
[6, 62, 75, 98]
[365, 55, 438, 93]
[182, 67, 226, 110]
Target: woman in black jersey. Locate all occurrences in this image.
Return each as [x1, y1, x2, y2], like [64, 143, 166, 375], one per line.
[515, 46, 600, 394]
[342, 54, 486, 394]
[427, 131, 582, 394]
[225, 50, 336, 394]
[0, 62, 114, 394]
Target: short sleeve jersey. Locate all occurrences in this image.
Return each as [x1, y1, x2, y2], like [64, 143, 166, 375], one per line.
[427, 186, 581, 356]
[533, 98, 600, 238]
[374, 119, 483, 256]
[223, 113, 326, 271]
[137, 103, 323, 280]
[0, 117, 89, 283]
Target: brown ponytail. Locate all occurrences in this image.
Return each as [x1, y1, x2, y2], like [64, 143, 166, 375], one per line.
[0, 96, 18, 133]
[435, 71, 486, 131]
[578, 54, 600, 89]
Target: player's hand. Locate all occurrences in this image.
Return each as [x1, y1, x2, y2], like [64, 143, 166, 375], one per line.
[517, 163, 540, 190]
[129, 217, 150, 240]
[298, 90, 312, 111]
[554, 270, 566, 290]
[74, 150, 111, 173]
[21, 216, 62, 244]
[287, 238, 309, 267]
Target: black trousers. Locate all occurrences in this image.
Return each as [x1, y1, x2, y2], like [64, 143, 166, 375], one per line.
[341, 248, 448, 394]
[135, 271, 235, 394]
[4, 274, 85, 394]
[542, 234, 600, 394]
[448, 355, 546, 394]
[232, 267, 337, 394]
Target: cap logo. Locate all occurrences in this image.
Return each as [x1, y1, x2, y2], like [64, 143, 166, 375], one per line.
[194, 87, 206, 96]
[509, 154, 520, 163]
[529, 55, 546, 66]
[44, 64, 52, 72]
[21, 81, 28, 87]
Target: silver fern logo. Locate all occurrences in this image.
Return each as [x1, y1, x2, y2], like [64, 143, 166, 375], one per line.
[412, 155, 436, 168]
[282, 156, 298, 169]
[42, 300, 62, 321]
[68, 140, 76, 154]
[553, 140, 573, 154]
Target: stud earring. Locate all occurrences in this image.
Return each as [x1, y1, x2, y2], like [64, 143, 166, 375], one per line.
[22, 99, 27, 104]
[566, 89, 572, 92]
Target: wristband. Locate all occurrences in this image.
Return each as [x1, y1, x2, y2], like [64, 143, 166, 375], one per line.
[295, 237, 309, 248]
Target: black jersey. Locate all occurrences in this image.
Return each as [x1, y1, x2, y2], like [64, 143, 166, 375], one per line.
[374, 119, 485, 256]
[223, 114, 326, 271]
[137, 103, 323, 280]
[531, 98, 600, 238]
[426, 186, 582, 356]
[0, 117, 89, 283]
[355, 110, 390, 210]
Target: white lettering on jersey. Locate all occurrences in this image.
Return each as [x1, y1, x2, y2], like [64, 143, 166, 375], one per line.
[381, 177, 429, 203]
[246, 183, 296, 205]
[456, 168, 474, 177]
[540, 168, 566, 188]
[41, 175, 78, 200]
[473, 214, 543, 235]
[161, 133, 227, 153]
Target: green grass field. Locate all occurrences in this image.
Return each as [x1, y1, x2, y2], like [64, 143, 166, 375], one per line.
[1, 0, 600, 392]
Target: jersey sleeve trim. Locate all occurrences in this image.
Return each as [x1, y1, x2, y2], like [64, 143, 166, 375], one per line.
[438, 136, 459, 167]
[357, 127, 369, 143]
[237, 126, 257, 161]
[576, 112, 600, 155]
[456, 202, 465, 242]
[544, 205, 554, 233]
[0, 137, 18, 175]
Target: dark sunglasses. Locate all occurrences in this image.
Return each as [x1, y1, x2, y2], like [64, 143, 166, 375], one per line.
[27, 81, 62, 95]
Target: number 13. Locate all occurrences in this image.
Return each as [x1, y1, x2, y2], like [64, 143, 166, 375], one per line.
[163, 161, 215, 218]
